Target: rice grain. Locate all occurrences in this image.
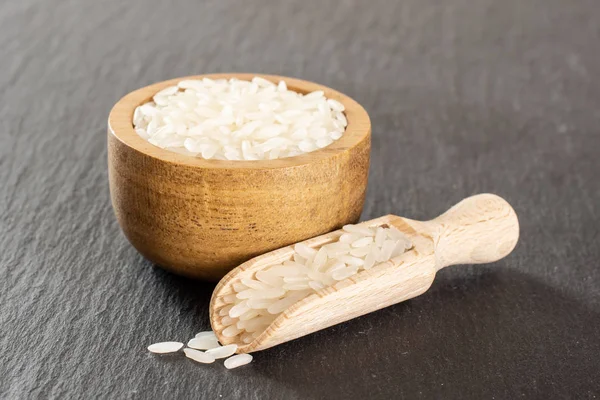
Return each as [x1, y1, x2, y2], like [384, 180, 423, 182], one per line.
[206, 344, 238, 359]
[224, 354, 253, 369]
[183, 348, 216, 364]
[188, 337, 220, 350]
[147, 342, 184, 354]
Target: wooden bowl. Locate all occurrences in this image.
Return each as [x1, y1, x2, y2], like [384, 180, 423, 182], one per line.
[107, 73, 371, 281]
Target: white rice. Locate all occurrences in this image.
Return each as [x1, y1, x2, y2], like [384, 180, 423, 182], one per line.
[218, 223, 412, 340]
[224, 354, 253, 369]
[147, 341, 184, 354]
[183, 348, 216, 364]
[149, 332, 252, 369]
[205, 344, 238, 359]
[187, 336, 220, 350]
[195, 331, 217, 339]
[133, 77, 348, 160]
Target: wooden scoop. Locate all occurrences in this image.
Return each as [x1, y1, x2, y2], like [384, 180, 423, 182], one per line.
[209, 193, 519, 353]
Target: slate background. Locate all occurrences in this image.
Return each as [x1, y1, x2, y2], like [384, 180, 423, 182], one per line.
[1, 0, 599, 399]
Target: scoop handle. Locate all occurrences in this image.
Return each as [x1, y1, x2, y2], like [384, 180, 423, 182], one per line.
[424, 193, 519, 270]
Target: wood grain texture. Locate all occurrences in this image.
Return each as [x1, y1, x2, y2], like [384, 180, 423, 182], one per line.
[417, 193, 520, 269]
[211, 194, 519, 352]
[108, 74, 371, 280]
[2, 0, 600, 399]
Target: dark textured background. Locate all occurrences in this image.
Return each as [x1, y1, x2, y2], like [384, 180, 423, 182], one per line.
[2, 0, 599, 399]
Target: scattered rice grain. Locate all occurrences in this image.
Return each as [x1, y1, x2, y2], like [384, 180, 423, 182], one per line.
[183, 348, 216, 364]
[147, 342, 183, 354]
[206, 344, 238, 359]
[224, 354, 253, 369]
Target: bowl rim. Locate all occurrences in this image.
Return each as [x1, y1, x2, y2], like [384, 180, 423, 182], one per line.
[108, 73, 371, 169]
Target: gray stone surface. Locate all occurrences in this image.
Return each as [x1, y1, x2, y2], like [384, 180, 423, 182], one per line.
[1, 0, 599, 398]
